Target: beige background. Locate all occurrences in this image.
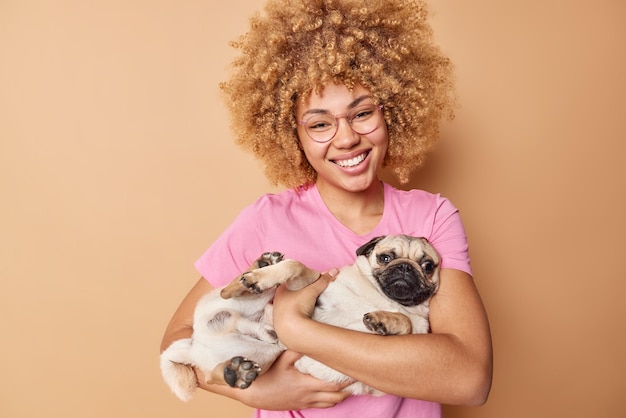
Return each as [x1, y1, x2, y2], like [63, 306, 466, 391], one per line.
[1, 0, 625, 417]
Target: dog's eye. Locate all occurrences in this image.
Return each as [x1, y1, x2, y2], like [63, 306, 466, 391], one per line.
[378, 254, 394, 264]
[421, 260, 435, 274]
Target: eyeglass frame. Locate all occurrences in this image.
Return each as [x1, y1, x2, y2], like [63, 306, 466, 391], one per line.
[297, 103, 384, 143]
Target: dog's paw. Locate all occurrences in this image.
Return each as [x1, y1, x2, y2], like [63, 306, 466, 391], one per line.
[363, 311, 412, 335]
[221, 272, 268, 298]
[224, 356, 261, 389]
[363, 312, 390, 335]
[252, 252, 284, 269]
[236, 270, 272, 294]
[221, 252, 284, 299]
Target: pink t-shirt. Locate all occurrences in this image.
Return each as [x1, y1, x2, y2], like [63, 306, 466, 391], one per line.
[194, 182, 471, 418]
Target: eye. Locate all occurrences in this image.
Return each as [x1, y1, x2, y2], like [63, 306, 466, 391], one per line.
[353, 109, 373, 120]
[377, 253, 394, 265]
[421, 260, 435, 274]
[305, 115, 335, 132]
[349, 105, 376, 122]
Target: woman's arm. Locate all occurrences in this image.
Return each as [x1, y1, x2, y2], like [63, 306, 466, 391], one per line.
[271, 268, 493, 406]
[160, 277, 350, 410]
[160, 277, 211, 353]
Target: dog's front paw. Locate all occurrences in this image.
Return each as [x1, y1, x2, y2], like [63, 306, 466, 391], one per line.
[224, 356, 261, 389]
[221, 252, 284, 299]
[221, 271, 269, 298]
[363, 311, 412, 335]
[237, 271, 263, 294]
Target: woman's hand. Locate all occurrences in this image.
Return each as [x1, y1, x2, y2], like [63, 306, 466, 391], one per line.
[271, 269, 338, 344]
[233, 349, 351, 410]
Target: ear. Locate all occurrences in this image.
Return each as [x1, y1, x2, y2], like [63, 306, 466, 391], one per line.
[356, 236, 386, 257]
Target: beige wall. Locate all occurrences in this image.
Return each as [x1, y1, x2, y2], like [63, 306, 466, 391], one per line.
[1, 1, 624, 417]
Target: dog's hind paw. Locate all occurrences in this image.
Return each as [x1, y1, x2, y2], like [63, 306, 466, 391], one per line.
[363, 311, 413, 335]
[224, 356, 261, 389]
[252, 252, 284, 269]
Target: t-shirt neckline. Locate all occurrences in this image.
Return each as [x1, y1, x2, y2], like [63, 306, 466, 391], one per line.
[309, 182, 390, 240]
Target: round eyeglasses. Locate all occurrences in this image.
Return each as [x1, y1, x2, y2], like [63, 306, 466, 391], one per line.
[298, 104, 384, 143]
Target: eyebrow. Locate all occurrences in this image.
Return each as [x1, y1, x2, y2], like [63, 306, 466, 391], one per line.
[301, 95, 373, 117]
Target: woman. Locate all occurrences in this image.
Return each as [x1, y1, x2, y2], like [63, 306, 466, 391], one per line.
[161, 0, 492, 416]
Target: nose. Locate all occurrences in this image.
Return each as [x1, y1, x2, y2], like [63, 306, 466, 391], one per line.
[332, 117, 361, 148]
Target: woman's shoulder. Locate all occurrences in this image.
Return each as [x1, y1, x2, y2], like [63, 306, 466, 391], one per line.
[232, 187, 320, 228]
[383, 182, 453, 208]
[246, 185, 318, 210]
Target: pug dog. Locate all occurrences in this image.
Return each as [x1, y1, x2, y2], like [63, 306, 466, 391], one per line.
[160, 234, 440, 401]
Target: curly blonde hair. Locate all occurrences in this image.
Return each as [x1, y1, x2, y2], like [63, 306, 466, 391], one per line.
[220, 0, 456, 187]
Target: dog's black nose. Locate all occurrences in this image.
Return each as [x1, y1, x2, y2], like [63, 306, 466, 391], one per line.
[379, 263, 435, 307]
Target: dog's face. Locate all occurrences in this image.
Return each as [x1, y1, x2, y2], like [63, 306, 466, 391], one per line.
[356, 235, 441, 307]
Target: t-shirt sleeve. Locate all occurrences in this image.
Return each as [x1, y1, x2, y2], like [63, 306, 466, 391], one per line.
[194, 201, 269, 288]
[429, 196, 472, 276]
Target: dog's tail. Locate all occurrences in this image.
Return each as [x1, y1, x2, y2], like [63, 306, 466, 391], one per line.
[160, 338, 197, 402]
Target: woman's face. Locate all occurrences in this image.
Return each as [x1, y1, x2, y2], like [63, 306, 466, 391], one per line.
[295, 83, 388, 194]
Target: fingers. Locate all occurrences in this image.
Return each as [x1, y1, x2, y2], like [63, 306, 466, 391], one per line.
[233, 348, 352, 410]
[324, 267, 340, 280]
[304, 267, 339, 294]
[309, 391, 351, 409]
[312, 381, 352, 408]
[277, 267, 338, 297]
[294, 374, 352, 409]
[276, 349, 350, 390]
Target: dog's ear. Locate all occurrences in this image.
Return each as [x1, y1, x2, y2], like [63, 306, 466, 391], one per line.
[356, 236, 386, 257]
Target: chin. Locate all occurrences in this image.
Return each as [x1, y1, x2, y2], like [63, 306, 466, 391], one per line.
[338, 172, 380, 193]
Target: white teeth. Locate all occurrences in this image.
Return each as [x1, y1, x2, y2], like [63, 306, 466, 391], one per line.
[334, 153, 367, 168]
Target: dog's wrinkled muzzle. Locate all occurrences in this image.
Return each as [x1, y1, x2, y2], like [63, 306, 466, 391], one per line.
[378, 264, 435, 307]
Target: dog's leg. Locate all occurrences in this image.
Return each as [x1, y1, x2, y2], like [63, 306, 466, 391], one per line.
[236, 260, 320, 294]
[221, 252, 284, 298]
[222, 257, 320, 299]
[160, 338, 198, 401]
[363, 311, 413, 335]
[281, 261, 322, 291]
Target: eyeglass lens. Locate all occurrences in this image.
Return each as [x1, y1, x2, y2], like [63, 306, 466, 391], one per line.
[302, 104, 382, 143]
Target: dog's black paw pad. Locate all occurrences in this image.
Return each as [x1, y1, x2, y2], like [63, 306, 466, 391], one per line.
[254, 252, 284, 269]
[224, 364, 239, 387]
[224, 356, 260, 389]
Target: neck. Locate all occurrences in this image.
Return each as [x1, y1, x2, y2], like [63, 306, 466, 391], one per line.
[316, 180, 385, 235]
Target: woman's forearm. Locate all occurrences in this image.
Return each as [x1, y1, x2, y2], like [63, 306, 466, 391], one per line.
[279, 320, 490, 405]
[273, 268, 493, 405]
[160, 277, 213, 353]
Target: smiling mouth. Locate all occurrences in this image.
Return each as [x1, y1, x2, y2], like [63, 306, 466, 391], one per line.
[332, 151, 369, 168]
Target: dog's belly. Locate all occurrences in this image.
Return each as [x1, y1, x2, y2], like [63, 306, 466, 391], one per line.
[313, 268, 405, 331]
[190, 289, 282, 373]
[313, 293, 369, 332]
[319, 264, 432, 333]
